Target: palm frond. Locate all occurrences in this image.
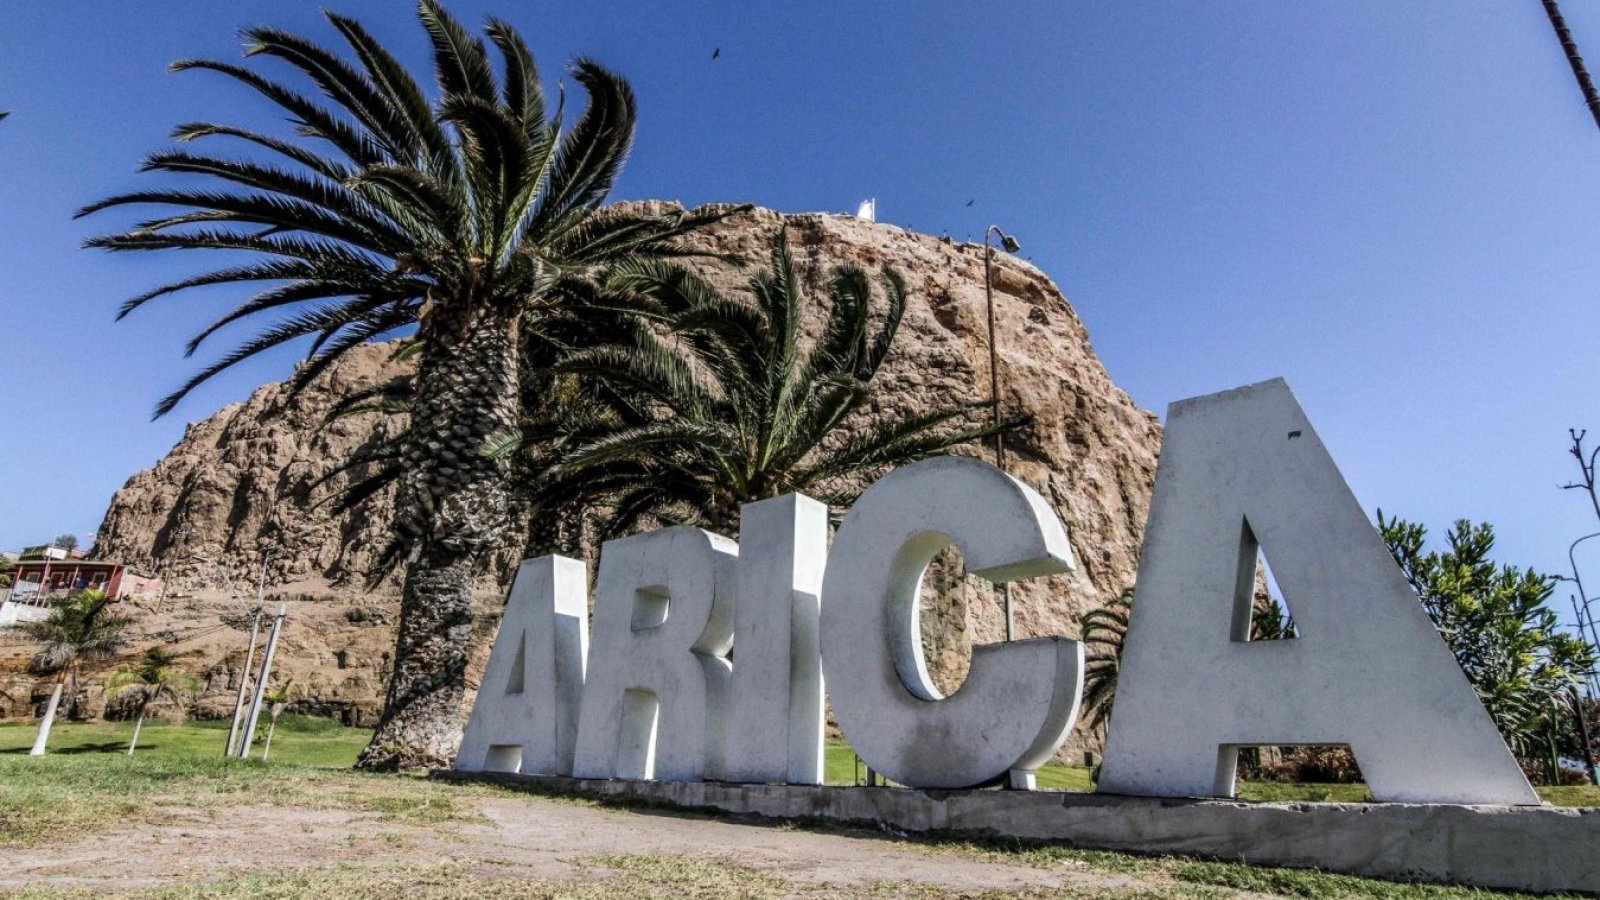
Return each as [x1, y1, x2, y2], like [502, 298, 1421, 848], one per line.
[242, 24, 423, 162]
[168, 59, 387, 166]
[417, 0, 497, 104]
[171, 122, 355, 182]
[520, 59, 635, 242]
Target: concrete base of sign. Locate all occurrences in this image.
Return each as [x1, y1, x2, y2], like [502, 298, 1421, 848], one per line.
[0, 601, 49, 628]
[437, 771, 1599, 893]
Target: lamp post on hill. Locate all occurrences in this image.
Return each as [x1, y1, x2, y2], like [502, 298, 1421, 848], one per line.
[984, 225, 1021, 643]
[1566, 533, 1600, 667]
[1559, 532, 1600, 784]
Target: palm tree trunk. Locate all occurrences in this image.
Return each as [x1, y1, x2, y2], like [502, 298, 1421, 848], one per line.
[358, 305, 520, 770]
[1542, 0, 1600, 131]
[29, 673, 66, 757]
[128, 710, 145, 757]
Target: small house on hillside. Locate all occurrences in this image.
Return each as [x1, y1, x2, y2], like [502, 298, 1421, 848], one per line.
[3, 546, 162, 608]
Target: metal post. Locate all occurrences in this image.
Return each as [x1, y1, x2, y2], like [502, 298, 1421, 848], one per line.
[238, 603, 286, 758]
[1577, 596, 1600, 700]
[984, 225, 1018, 644]
[1571, 686, 1598, 786]
[1563, 534, 1600, 699]
[1568, 533, 1600, 660]
[983, 227, 1006, 475]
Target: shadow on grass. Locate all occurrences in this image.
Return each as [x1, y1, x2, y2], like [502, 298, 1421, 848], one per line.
[1, 741, 146, 755]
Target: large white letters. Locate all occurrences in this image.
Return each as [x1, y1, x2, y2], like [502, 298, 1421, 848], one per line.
[1097, 379, 1538, 805]
[723, 494, 829, 785]
[457, 380, 1537, 806]
[819, 456, 1085, 789]
[456, 555, 588, 775]
[571, 527, 737, 781]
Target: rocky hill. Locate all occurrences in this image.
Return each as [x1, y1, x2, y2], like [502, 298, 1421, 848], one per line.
[7, 204, 1162, 761]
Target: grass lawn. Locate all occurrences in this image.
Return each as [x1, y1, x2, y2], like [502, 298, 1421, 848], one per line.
[8, 719, 1597, 806]
[2, 719, 1593, 898]
[0, 715, 370, 768]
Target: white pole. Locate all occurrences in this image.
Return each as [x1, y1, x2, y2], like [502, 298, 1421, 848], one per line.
[238, 603, 286, 758]
[38, 554, 53, 606]
[224, 609, 263, 757]
[30, 681, 63, 756]
[224, 552, 273, 756]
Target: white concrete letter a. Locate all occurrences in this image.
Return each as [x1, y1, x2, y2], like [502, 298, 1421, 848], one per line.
[1097, 379, 1537, 805]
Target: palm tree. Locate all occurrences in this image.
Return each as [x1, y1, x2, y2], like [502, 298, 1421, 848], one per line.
[518, 229, 1016, 537]
[23, 589, 130, 756]
[107, 648, 201, 756]
[258, 678, 296, 761]
[1541, 0, 1600, 131]
[1079, 589, 1132, 736]
[1079, 586, 1290, 738]
[81, 2, 730, 769]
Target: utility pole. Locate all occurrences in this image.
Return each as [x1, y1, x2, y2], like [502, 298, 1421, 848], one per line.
[238, 603, 286, 758]
[223, 552, 273, 757]
[224, 609, 264, 757]
[193, 554, 251, 757]
[984, 225, 1021, 642]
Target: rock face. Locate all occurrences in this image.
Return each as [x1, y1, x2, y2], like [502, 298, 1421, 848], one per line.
[33, 204, 1162, 759]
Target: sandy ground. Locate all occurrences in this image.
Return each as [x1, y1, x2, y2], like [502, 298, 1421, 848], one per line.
[0, 790, 1150, 897]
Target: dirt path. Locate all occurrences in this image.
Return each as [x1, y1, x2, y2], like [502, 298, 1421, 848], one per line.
[0, 788, 1154, 897]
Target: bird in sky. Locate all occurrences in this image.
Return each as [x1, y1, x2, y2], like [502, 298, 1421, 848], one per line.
[965, 199, 975, 207]
[712, 48, 721, 60]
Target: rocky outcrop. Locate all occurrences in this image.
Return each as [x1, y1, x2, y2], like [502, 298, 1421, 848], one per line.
[29, 204, 1162, 757]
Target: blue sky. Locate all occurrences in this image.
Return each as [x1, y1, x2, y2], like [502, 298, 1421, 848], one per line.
[2, 2, 1598, 623]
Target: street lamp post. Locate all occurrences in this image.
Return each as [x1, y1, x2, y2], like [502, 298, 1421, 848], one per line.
[1567, 532, 1600, 659]
[1559, 532, 1600, 785]
[1560, 533, 1600, 699]
[1574, 596, 1600, 700]
[984, 225, 1021, 642]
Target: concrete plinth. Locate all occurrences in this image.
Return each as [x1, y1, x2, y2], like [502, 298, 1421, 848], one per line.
[0, 602, 49, 628]
[437, 772, 1600, 894]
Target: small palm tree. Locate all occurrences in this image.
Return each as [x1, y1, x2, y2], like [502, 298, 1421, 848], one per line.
[1080, 588, 1132, 736]
[1079, 586, 1289, 739]
[81, 1, 731, 769]
[107, 648, 201, 756]
[521, 229, 1016, 537]
[259, 678, 296, 761]
[23, 589, 130, 756]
